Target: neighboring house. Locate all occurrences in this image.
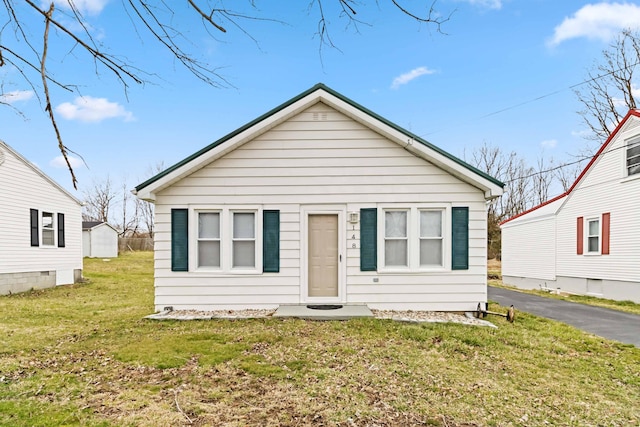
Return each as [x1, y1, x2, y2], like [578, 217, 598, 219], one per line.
[0, 140, 83, 295]
[82, 221, 119, 258]
[134, 84, 504, 312]
[501, 110, 640, 303]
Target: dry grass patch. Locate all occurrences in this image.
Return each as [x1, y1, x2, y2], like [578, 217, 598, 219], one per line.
[1, 252, 639, 426]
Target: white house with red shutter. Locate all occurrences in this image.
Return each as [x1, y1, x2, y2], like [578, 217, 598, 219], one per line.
[0, 140, 83, 295]
[134, 84, 504, 313]
[501, 110, 640, 303]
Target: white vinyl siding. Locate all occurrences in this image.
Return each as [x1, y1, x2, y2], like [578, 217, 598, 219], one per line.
[0, 142, 82, 281]
[152, 102, 489, 311]
[501, 216, 557, 281]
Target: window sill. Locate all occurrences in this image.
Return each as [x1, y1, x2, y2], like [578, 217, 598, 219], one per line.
[192, 268, 262, 275]
[377, 267, 448, 274]
[620, 173, 640, 184]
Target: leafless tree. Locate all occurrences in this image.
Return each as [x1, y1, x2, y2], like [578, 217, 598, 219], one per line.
[118, 179, 140, 237]
[1, 1, 452, 188]
[135, 162, 165, 238]
[82, 176, 116, 223]
[575, 29, 640, 145]
[466, 142, 561, 258]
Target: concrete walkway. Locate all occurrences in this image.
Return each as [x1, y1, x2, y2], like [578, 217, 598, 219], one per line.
[488, 286, 640, 347]
[274, 304, 373, 320]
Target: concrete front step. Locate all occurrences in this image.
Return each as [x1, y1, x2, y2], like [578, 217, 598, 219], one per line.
[274, 304, 373, 320]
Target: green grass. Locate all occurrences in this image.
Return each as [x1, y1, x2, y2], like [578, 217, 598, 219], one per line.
[1, 252, 639, 426]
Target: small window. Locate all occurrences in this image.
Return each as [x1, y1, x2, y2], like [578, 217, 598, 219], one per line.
[627, 138, 640, 176]
[232, 212, 256, 268]
[198, 212, 220, 267]
[420, 210, 443, 266]
[384, 210, 408, 267]
[587, 218, 600, 253]
[42, 212, 55, 246]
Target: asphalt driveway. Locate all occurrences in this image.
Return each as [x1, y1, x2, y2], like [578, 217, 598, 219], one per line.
[488, 286, 640, 347]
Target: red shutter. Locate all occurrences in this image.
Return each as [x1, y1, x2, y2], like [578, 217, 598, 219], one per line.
[577, 216, 583, 255]
[601, 213, 610, 255]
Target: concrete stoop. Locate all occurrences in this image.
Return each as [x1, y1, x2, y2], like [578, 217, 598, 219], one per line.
[273, 304, 373, 320]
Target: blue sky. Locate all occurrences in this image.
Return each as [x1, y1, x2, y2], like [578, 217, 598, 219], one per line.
[2, 1, 640, 195]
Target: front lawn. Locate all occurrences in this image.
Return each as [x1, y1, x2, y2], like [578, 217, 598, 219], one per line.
[0, 252, 638, 426]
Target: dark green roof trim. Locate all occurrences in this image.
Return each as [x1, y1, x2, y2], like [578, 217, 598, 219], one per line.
[136, 83, 504, 192]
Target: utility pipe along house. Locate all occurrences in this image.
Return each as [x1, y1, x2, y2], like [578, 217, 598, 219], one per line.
[501, 110, 640, 303]
[135, 84, 504, 312]
[0, 140, 83, 295]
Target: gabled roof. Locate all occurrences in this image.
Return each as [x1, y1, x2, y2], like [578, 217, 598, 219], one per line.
[501, 109, 640, 226]
[0, 139, 82, 206]
[134, 83, 504, 201]
[82, 221, 118, 232]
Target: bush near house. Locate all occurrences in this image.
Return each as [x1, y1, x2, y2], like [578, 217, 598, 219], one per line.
[0, 252, 638, 426]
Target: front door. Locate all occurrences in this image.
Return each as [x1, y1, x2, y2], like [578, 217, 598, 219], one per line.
[308, 214, 339, 298]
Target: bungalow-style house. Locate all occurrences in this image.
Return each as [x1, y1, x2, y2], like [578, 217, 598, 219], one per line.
[82, 221, 119, 258]
[134, 84, 504, 312]
[0, 140, 83, 295]
[501, 110, 640, 303]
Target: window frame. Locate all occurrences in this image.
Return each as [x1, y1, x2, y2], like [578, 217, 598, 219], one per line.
[419, 209, 444, 268]
[196, 211, 222, 269]
[41, 211, 56, 247]
[191, 206, 262, 273]
[585, 217, 601, 255]
[625, 136, 640, 177]
[378, 205, 449, 272]
[383, 209, 409, 268]
[231, 210, 257, 269]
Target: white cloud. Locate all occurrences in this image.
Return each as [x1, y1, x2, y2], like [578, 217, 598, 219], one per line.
[457, 0, 502, 10]
[55, 96, 134, 122]
[50, 0, 109, 15]
[540, 139, 558, 149]
[549, 2, 640, 46]
[391, 67, 436, 89]
[0, 90, 34, 104]
[50, 155, 85, 169]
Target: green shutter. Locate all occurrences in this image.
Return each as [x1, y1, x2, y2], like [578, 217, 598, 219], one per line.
[30, 209, 39, 247]
[57, 213, 65, 248]
[451, 207, 469, 270]
[263, 210, 280, 273]
[171, 209, 189, 272]
[360, 208, 377, 271]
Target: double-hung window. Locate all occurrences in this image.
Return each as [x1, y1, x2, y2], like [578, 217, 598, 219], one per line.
[384, 210, 408, 267]
[195, 209, 258, 271]
[42, 212, 55, 246]
[382, 207, 445, 269]
[627, 137, 640, 177]
[232, 212, 256, 268]
[197, 212, 221, 268]
[419, 210, 443, 267]
[587, 218, 600, 254]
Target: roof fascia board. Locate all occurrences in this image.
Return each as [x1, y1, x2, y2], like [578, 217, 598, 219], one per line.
[317, 90, 504, 198]
[0, 140, 82, 206]
[135, 91, 325, 201]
